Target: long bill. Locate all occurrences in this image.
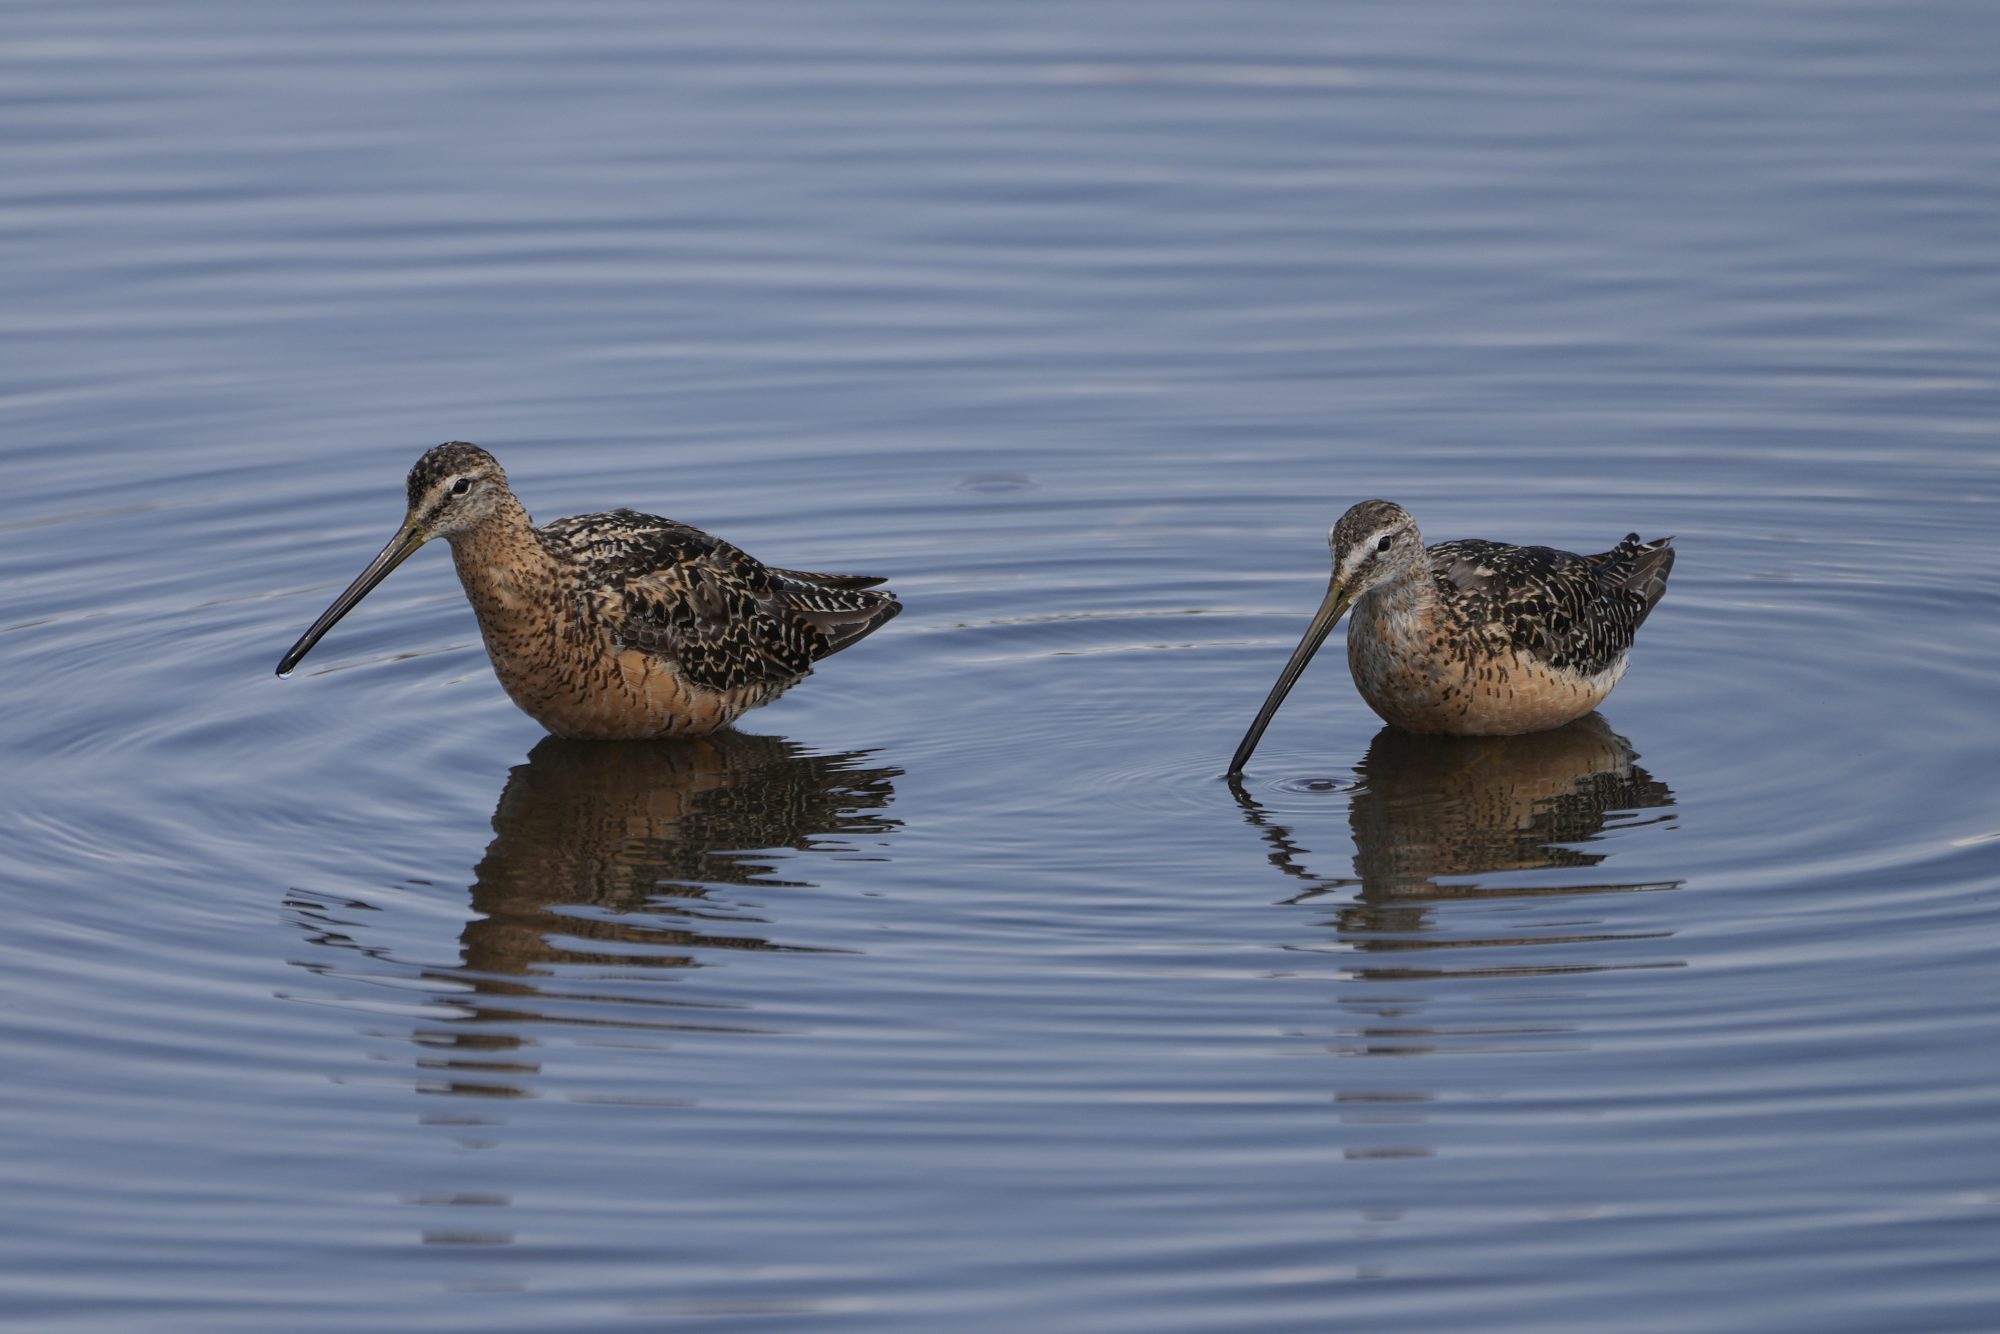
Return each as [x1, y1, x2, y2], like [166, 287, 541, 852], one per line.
[1226, 577, 1352, 776]
[275, 522, 427, 676]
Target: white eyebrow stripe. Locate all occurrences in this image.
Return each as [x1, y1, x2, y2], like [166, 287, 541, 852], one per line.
[1335, 528, 1395, 585]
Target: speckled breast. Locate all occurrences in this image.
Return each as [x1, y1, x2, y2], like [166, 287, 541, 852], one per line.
[454, 545, 780, 740]
[1345, 592, 1626, 737]
[506, 645, 784, 740]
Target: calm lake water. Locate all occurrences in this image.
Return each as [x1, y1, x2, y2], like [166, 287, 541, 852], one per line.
[4, 1, 1998, 1330]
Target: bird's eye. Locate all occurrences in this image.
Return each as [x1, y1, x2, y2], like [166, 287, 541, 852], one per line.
[450, 477, 471, 496]
[1375, 535, 1393, 553]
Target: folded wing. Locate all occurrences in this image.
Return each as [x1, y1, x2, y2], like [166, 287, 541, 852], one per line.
[541, 509, 899, 693]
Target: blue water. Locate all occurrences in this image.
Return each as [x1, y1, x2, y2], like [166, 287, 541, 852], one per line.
[3, 2, 1998, 1330]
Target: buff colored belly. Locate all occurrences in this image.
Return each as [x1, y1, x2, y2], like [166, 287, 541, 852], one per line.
[1347, 616, 1627, 737]
[479, 613, 779, 740]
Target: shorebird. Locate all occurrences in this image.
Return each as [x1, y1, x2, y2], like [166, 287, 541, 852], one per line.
[1227, 500, 1672, 773]
[276, 443, 900, 738]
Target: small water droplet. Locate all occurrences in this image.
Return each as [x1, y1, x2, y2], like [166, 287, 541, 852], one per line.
[1276, 774, 1351, 795]
[957, 473, 1035, 493]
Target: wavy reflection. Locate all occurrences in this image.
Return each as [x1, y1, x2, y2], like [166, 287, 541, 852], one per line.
[462, 734, 897, 978]
[289, 733, 899, 1096]
[1235, 713, 1680, 984]
[1233, 715, 1680, 1177]
[285, 732, 897, 1252]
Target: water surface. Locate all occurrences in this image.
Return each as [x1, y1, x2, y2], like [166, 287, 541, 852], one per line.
[4, 2, 1998, 1330]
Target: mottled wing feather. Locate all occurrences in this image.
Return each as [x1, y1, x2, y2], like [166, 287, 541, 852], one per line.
[1428, 534, 1673, 676]
[768, 567, 891, 592]
[538, 510, 897, 692]
[766, 566, 902, 654]
[1588, 534, 1675, 631]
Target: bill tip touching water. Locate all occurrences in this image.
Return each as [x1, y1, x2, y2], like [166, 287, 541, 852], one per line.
[1227, 499, 1673, 776]
[275, 442, 900, 738]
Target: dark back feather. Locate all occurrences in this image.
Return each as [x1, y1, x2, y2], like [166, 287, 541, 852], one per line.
[768, 567, 902, 655]
[769, 569, 890, 592]
[537, 510, 898, 693]
[1589, 535, 1674, 630]
[1429, 533, 1674, 677]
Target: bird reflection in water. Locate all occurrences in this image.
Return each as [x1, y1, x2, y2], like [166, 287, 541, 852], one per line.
[285, 732, 896, 1252]
[1224, 720, 1680, 1200]
[1233, 712, 1680, 990]
[1229, 715, 1679, 1185]
[462, 733, 897, 982]
[291, 732, 898, 1100]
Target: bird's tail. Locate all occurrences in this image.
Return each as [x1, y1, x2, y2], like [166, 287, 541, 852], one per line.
[1593, 534, 1675, 628]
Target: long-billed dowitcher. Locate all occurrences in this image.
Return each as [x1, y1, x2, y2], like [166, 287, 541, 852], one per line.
[276, 443, 900, 739]
[1227, 500, 1672, 773]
